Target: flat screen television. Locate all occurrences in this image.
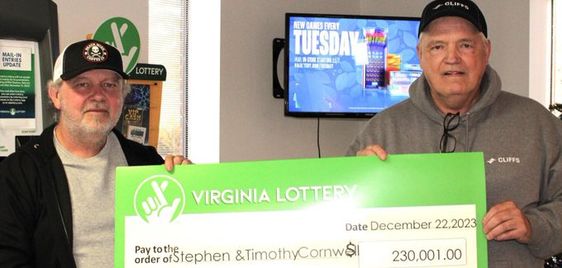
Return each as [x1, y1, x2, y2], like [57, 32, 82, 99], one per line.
[284, 13, 422, 118]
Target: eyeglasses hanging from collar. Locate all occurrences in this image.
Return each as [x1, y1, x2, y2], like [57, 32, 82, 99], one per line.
[440, 112, 460, 153]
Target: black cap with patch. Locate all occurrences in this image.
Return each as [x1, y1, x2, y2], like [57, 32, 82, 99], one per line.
[418, 0, 487, 37]
[52, 39, 129, 81]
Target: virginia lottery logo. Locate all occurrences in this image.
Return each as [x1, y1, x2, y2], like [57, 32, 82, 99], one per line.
[93, 17, 140, 73]
[134, 175, 186, 223]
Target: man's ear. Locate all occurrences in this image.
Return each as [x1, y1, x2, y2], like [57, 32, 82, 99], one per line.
[484, 39, 492, 64]
[416, 32, 423, 60]
[48, 85, 62, 110]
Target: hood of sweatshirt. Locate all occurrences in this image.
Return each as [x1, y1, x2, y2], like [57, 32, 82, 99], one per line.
[407, 65, 503, 152]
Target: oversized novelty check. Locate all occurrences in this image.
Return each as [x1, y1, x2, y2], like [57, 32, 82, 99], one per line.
[115, 153, 488, 268]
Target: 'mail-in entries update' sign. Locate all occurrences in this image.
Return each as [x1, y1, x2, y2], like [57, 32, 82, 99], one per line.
[0, 45, 34, 119]
[115, 153, 488, 268]
[0, 39, 42, 156]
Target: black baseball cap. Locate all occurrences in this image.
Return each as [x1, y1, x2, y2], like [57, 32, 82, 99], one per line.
[52, 39, 129, 81]
[418, 0, 487, 37]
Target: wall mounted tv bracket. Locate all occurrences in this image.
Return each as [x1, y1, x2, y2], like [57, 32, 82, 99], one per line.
[272, 38, 285, 98]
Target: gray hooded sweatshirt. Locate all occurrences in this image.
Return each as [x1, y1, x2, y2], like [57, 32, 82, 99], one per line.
[347, 66, 562, 267]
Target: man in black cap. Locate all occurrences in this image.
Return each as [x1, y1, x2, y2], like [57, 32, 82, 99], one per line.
[0, 39, 189, 267]
[348, 0, 562, 267]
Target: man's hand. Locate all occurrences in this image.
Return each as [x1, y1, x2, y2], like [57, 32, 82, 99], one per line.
[356, 145, 388, 160]
[164, 155, 192, 171]
[482, 200, 532, 243]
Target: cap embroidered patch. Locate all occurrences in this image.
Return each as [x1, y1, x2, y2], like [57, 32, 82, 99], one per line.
[83, 42, 108, 63]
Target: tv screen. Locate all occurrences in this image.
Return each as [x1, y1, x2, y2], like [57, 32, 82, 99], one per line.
[284, 13, 422, 118]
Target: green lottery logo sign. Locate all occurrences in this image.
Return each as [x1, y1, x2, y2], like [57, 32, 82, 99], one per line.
[93, 17, 140, 74]
[134, 175, 185, 223]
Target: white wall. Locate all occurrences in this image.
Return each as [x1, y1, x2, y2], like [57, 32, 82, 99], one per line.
[219, 0, 535, 163]
[529, 0, 551, 107]
[188, 0, 221, 163]
[52, 0, 149, 62]
[479, 0, 530, 99]
[220, 0, 365, 162]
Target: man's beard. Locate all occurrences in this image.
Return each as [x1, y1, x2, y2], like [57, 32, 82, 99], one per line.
[59, 100, 121, 142]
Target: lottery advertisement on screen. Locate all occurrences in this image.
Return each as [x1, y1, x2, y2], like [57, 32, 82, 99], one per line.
[284, 13, 421, 117]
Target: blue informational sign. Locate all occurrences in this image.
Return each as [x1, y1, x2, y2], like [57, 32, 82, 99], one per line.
[285, 14, 421, 117]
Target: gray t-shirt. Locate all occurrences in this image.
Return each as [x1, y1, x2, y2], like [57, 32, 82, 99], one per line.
[54, 131, 127, 267]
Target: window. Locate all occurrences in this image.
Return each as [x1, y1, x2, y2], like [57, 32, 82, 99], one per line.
[148, 0, 220, 162]
[148, 0, 187, 156]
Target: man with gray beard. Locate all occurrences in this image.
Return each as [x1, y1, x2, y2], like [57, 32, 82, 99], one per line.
[0, 39, 189, 267]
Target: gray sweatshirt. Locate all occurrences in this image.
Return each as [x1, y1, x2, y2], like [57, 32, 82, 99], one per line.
[347, 66, 562, 267]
